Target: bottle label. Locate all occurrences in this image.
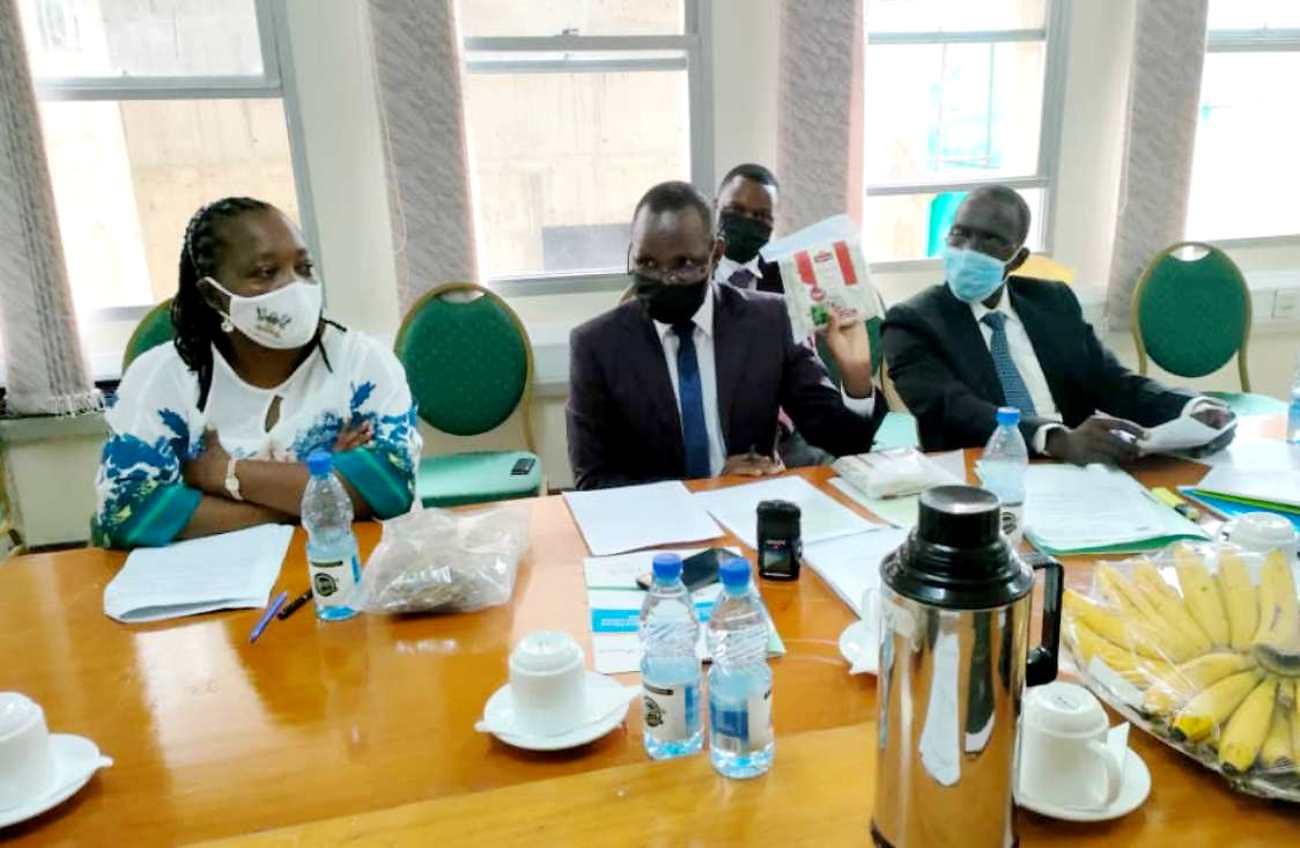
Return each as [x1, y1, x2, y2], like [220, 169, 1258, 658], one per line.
[643, 681, 697, 742]
[710, 687, 773, 751]
[310, 554, 359, 600]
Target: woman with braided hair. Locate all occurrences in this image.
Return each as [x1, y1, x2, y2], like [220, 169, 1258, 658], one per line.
[94, 197, 421, 548]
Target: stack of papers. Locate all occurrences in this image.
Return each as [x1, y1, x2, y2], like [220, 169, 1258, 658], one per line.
[1023, 465, 1208, 555]
[1140, 415, 1235, 454]
[802, 528, 910, 617]
[692, 475, 882, 549]
[1193, 465, 1300, 513]
[829, 450, 967, 529]
[583, 548, 785, 674]
[563, 481, 723, 556]
[1187, 437, 1300, 472]
[103, 525, 294, 623]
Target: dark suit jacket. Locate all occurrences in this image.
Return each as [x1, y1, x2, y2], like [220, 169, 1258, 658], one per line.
[882, 277, 1195, 453]
[567, 284, 887, 489]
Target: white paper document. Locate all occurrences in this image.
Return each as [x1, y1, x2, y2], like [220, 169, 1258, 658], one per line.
[802, 528, 909, 616]
[1196, 465, 1300, 509]
[1023, 464, 1208, 551]
[103, 524, 294, 623]
[1140, 414, 1235, 453]
[1189, 437, 1300, 472]
[693, 475, 882, 549]
[830, 450, 967, 529]
[563, 481, 723, 556]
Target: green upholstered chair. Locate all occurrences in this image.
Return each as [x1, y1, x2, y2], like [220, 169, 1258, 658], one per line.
[122, 299, 175, 372]
[395, 283, 542, 508]
[1131, 242, 1285, 417]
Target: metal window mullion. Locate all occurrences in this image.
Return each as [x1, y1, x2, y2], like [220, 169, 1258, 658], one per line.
[866, 175, 1049, 197]
[867, 28, 1046, 46]
[1207, 28, 1300, 52]
[464, 34, 697, 52]
[686, 0, 714, 194]
[253, 0, 284, 86]
[465, 56, 686, 74]
[34, 76, 280, 101]
[1036, 0, 1071, 255]
[487, 271, 631, 298]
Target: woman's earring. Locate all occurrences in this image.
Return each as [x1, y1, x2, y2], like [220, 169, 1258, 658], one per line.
[221, 318, 234, 333]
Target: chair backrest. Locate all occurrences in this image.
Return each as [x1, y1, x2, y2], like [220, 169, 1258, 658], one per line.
[122, 299, 175, 371]
[1131, 242, 1252, 389]
[394, 283, 535, 444]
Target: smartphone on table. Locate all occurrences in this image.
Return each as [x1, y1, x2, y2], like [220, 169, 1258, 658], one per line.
[635, 548, 743, 592]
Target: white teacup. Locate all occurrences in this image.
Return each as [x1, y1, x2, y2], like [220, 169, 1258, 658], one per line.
[1226, 513, 1299, 561]
[0, 693, 56, 811]
[508, 631, 588, 737]
[1018, 682, 1123, 811]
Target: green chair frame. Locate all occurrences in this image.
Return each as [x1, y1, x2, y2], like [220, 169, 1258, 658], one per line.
[1130, 241, 1253, 391]
[122, 299, 175, 372]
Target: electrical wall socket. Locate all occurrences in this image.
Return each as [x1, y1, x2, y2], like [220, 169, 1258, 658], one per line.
[1274, 288, 1300, 321]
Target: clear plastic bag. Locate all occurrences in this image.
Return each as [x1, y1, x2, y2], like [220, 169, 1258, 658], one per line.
[358, 503, 530, 615]
[1062, 541, 1300, 802]
[832, 448, 961, 499]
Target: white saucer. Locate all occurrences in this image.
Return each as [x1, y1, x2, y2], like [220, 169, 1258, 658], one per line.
[0, 734, 113, 829]
[1015, 748, 1151, 823]
[839, 619, 878, 675]
[476, 671, 637, 752]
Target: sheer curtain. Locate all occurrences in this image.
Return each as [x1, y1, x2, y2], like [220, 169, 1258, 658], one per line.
[365, 0, 479, 309]
[1106, 0, 1210, 326]
[775, 0, 865, 233]
[0, 0, 98, 415]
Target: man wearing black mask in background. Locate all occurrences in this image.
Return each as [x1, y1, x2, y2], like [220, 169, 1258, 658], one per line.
[713, 163, 784, 294]
[566, 181, 886, 489]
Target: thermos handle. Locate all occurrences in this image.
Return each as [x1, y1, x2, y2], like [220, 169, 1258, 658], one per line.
[1026, 557, 1064, 687]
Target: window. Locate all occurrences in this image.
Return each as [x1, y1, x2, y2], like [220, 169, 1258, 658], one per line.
[15, 0, 313, 334]
[458, 0, 711, 292]
[1187, 2, 1300, 242]
[862, 0, 1069, 264]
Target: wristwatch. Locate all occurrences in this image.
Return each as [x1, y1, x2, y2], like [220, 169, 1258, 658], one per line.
[225, 457, 244, 501]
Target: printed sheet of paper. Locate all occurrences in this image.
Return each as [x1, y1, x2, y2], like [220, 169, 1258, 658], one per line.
[693, 475, 882, 549]
[803, 528, 909, 617]
[563, 481, 723, 556]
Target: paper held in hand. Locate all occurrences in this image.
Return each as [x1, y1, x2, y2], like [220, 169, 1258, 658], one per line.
[759, 214, 881, 340]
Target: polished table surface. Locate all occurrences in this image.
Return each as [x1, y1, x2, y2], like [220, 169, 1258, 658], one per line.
[3, 426, 1298, 845]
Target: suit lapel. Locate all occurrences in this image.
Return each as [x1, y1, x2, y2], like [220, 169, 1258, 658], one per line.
[937, 287, 1003, 402]
[627, 308, 685, 463]
[1008, 284, 1070, 411]
[712, 287, 746, 452]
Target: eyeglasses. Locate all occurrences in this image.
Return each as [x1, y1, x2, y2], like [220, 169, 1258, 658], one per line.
[628, 260, 712, 285]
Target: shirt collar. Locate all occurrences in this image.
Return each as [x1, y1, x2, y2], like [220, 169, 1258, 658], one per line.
[715, 254, 763, 285]
[969, 287, 1020, 327]
[653, 282, 716, 341]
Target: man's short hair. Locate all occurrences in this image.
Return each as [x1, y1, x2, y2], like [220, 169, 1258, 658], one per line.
[966, 184, 1031, 245]
[632, 181, 714, 232]
[719, 163, 780, 194]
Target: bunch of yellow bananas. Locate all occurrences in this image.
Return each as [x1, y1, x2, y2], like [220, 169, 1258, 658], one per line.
[1063, 544, 1300, 784]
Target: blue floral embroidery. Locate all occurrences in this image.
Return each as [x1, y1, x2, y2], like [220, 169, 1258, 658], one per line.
[97, 407, 199, 534]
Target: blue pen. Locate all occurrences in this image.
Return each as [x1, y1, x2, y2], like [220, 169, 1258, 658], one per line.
[249, 591, 289, 644]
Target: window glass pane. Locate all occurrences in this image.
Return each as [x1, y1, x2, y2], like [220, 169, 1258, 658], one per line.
[17, 0, 264, 79]
[865, 42, 1044, 185]
[1208, 0, 1300, 31]
[463, 68, 689, 279]
[40, 98, 299, 311]
[1188, 52, 1300, 240]
[458, 0, 683, 37]
[867, 0, 1045, 33]
[863, 187, 1044, 263]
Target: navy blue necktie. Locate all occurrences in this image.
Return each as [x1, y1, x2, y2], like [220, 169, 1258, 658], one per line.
[672, 322, 712, 478]
[728, 268, 757, 289]
[980, 312, 1038, 417]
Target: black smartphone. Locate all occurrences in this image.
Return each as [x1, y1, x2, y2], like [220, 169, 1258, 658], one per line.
[636, 548, 740, 592]
[510, 457, 536, 476]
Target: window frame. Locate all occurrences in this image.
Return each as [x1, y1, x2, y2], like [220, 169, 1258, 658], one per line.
[1194, 21, 1300, 249]
[460, 0, 714, 296]
[862, 0, 1071, 273]
[26, 0, 319, 324]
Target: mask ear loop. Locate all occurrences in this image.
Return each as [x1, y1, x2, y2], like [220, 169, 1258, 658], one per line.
[199, 276, 236, 334]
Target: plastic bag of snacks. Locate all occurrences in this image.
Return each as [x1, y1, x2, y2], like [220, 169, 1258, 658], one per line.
[1062, 541, 1300, 802]
[359, 503, 530, 614]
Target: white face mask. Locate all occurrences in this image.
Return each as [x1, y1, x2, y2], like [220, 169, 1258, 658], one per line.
[204, 277, 322, 350]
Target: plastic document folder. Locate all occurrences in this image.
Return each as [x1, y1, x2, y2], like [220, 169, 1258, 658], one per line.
[1178, 487, 1300, 531]
[1192, 466, 1300, 514]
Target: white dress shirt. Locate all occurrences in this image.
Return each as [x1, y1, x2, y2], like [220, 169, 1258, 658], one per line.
[654, 283, 875, 476]
[969, 293, 1215, 453]
[715, 255, 763, 289]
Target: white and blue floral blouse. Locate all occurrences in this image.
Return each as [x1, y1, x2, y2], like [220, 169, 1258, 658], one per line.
[94, 325, 421, 548]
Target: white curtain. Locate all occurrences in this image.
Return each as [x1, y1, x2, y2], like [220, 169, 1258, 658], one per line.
[1106, 0, 1210, 326]
[775, 0, 865, 233]
[0, 0, 98, 415]
[365, 0, 479, 309]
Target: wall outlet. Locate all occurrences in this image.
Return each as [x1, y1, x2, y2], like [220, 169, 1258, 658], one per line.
[1274, 288, 1300, 321]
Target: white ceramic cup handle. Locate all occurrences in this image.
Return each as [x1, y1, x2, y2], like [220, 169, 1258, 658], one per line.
[1088, 740, 1124, 807]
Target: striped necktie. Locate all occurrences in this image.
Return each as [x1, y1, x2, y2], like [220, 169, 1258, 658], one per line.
[980, 312, 1037, 417]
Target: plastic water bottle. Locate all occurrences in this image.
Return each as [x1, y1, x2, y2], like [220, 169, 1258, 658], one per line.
[1289, 353, 1300, 444]
[978, 407, 1029, 546]
[639, 553, 703, 759]
[707, 559, 774, 778]
[302, 450, 361, 621]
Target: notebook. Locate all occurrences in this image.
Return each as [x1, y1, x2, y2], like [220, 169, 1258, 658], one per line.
[103, 524, 294, 623]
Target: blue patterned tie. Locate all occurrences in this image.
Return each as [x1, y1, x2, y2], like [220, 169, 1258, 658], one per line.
[672, 323, 712, 478]
[980, 312, 1037, 417]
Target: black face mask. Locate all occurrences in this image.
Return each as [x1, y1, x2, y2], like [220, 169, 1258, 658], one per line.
[719, 212, 773, 263]
[632, 274, 710, 326]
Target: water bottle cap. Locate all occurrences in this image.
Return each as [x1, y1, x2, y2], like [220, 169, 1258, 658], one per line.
[652, 553, 682, 580]
[719, 558, 751, 590]
[996, 407, 1021, 427]
[306, 450, 333, 477]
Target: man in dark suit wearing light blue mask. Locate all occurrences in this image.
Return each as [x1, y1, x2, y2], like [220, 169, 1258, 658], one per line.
[882, 184, 1234, 464]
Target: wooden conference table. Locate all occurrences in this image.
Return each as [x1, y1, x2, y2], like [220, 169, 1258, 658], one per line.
[3, 426, 1298, 846]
